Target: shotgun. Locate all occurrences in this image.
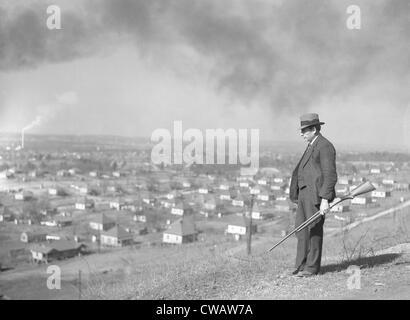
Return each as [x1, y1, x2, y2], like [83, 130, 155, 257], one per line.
[267, 181, 376, 252]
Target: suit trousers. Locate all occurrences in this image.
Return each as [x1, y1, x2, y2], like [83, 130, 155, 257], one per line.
[294, 186, 325, 274]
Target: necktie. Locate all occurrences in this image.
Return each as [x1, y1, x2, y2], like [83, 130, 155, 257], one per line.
[302, 143, 311, 157]
[301, 143, 312, 163]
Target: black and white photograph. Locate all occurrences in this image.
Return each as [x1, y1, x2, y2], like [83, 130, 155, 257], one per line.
[0, 0, 410, 303]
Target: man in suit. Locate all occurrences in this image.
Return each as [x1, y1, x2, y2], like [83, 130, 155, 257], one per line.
[289, 113, 337, 277]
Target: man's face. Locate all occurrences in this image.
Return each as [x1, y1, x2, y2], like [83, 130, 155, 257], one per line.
[300, 126, 316, 143]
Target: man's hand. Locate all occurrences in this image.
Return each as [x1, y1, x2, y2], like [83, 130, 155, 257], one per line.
[320, 198, 329, 215]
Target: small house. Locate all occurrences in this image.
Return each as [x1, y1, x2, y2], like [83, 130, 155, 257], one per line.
[382, 179, 395, 186]
[55, 216, 73, 228]
[219, 191, 231, 201]
[56, 170, 69, 177]
[232, 194, 245, 207]
[219, 182, 231, 191]
[198, 187, 209, 194]
[89, 171, 99, 177]
[48, 187, 66, 196]
[270, 183, 286, 191]
[46, 234, 63, 241]
[15, 190, 34, 201]
[351, 196, 372, 205]
[250, 203, 263, 220]
[257, 190, 274, 202]
[273, 177, 285, 184]
[161, 199, 175, 209]
[250, 186, 262, 195]
[140, 192, 153, 205]
[338, 176, 353, 185]
[335, 184, 349, 195]
[79, 186, 89, 194]
[40, 216, 73, 228]
[171, 202, 184, 216]
[100, 225, 134, 247]
[0, 170, 14, 179]
[182, 181, 191, 188]
[133, 214, 147, 223]
[75, 198, 94, 210]
[276, 195, 288, 201]
[30, 240, 85, 263]
[163, 216, 197, 245]
[257, 179, 268, 186]
[21, 231, 47, 243]
[394, 182, 410, 191]
[371, 189, 392, 198]
[68, 168, 80, 175]
[225, 217, 257, 241]
[109, 199, 125, 211]
[28, 170, 38, 178]
[170, 202, 192, 216]
[165, 190, 180, 200]
[89, 214, 116, 231]
[0, 209, 13, 222]
[330, 203, 350, 213]
[239, 181, 249, 188]
[112, 171, 126, 178]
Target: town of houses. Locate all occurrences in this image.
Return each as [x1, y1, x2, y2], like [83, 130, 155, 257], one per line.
[1, 140, 410, 269]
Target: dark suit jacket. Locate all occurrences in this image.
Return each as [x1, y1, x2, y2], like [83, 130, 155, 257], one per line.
[289, 133, 337, 205]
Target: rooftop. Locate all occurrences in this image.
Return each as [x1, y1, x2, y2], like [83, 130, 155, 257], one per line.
[102, 224, 133, 240]
[165, 216, 196, 236]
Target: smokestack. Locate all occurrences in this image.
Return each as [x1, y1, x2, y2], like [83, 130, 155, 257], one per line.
[21, 116, 43, 149]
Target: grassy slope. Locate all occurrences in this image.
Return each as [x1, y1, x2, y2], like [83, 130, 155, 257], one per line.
[1, 207, 409, 300]
[81, 208, 410, 300]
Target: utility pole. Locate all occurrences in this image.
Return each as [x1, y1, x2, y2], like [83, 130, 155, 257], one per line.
[98, 226, 101, 254]
[78, 269, 82, 300]
[247, 194, 255, 256]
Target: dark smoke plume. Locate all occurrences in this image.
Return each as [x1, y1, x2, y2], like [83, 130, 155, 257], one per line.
[0, 0, 409, 112]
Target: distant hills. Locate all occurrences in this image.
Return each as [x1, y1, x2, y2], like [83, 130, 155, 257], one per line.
[0, 133, 409, 154]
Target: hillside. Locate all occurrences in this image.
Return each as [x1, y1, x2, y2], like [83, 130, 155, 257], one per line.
[79, 208, 410, 299]
[93, 206, 410, 300]
[1, 206, 410, 300]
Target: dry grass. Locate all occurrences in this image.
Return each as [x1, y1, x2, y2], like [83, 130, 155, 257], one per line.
[81, 206, 410, 300]
[2, 204, 410, 300]
[81, 239, 290, 300]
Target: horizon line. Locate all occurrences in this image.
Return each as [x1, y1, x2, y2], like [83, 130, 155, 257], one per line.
[1, 131, 409, 153]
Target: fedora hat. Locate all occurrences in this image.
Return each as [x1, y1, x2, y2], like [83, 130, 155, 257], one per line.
[300, 113, 325, 130]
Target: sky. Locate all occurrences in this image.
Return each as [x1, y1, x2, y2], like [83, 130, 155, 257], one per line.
[0, 0, 409, 150]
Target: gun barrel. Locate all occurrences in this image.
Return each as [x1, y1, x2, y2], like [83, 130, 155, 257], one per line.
[267, 197, 348, 252]
[267, 181, 375, 253]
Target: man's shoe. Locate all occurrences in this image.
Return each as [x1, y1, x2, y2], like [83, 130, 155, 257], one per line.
[291, 265, 305, 276]
[291, 269, 300, 275]
[298, 270, 316, 277]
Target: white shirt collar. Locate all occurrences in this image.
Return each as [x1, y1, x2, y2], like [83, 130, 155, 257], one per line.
[309, 135, 319, 146]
